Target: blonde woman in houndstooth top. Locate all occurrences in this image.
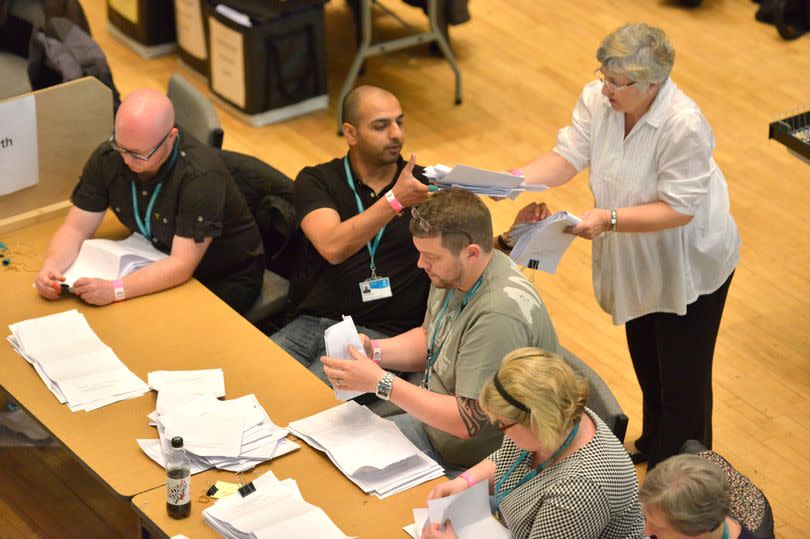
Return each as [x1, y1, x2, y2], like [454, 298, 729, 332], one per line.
[422, 348, 644, 539]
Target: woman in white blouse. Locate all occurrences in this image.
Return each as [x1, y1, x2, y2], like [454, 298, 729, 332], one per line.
[506, 23, 740, 469]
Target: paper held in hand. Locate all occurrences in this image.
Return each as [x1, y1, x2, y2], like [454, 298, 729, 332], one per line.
[508, 211, 581, 274]
[324, 315, 365, 401]
[62, 233, 168, 287]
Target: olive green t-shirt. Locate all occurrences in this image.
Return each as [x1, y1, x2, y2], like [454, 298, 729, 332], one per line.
[422, 251, 560, 467]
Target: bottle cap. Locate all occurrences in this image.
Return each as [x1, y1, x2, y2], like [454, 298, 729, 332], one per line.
[171, 436, 184, 448]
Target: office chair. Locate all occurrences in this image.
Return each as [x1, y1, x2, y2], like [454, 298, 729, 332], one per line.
[167, 72, 224, 148]
[559, 347, 629, 443]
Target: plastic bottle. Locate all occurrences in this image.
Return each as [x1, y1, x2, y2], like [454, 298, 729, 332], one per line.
[166, 436, 191, 519]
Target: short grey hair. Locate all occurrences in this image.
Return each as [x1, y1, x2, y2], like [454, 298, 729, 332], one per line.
[596, 23, 675, 83]
[639, 454, 730, 536]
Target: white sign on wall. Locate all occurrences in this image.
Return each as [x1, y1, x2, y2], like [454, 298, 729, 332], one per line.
[175, 0, 207, 61]
[0, 94, 39, 197]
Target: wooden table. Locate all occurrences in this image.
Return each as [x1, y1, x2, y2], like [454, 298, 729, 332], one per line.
[0, 215, 440, 536]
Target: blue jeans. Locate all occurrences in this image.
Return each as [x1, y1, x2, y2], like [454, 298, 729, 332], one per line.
[270, 315, 390, 385]
[389, 413, 466, 478]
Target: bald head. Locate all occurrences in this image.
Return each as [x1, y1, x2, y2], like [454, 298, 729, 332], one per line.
[342, 85, 398, 127]
[115, 89, 175, 143]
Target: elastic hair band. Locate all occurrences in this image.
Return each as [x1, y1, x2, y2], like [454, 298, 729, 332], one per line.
[493, 372, 530, 412]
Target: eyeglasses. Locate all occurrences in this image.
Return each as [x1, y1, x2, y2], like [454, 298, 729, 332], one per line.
[594, 69, 637, 93]
[109, 128, 173, 161]
[493, 419, 519, 432]
[410, 206, 475, 245]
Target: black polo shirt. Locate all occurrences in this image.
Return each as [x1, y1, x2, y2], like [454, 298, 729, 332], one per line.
[289, 156, 430, 334]
[70, 129, 264, 311]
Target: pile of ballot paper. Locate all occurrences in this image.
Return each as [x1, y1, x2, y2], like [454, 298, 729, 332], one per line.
[137, 371, 298, 473]
[203, 470, 349, 539]
[7, 309, 149, 412]
[508, 211, 582, 273]
[424, 164, 548, 199]
[404, 481, 511, 539]
[288, 401, 444, 499]
[62, 233, 168, 287]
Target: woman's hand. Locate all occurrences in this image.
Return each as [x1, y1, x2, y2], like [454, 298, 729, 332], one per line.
[566, 208, 611, 240]
[427, 477, 469, 501]
[421, 521, 458, 539]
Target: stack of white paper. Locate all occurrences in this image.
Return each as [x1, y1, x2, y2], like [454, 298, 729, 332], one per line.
[324, 316, 364, 401]
[424, 164, 548, 200]
[62, 233, 168, 287]
[138, 393, 298, 474]
[405, 481, 511, 539]
[508, 211, 582, 273]
[288, 401, 444, 499]
[6, 309, 149, 412]
[203, 470, 349, 539]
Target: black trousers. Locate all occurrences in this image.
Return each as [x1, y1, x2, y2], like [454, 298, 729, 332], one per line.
[625, 271, 734, 470]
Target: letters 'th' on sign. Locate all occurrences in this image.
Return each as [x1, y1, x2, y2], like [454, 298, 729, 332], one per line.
[0, 94, 39, 197]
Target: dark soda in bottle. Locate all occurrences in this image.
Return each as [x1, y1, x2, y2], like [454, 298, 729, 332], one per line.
[166, 436, 191, 518]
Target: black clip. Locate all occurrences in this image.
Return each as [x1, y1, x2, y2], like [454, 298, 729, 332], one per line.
[238, 481, 256, 497]
[528, 259, 539, 270]
[206, 484, 219, 497]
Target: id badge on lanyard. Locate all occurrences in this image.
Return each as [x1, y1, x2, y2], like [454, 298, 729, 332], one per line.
[345, 156, 395, 303]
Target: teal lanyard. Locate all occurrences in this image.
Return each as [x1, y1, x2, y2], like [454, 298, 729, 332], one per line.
[722, 521, 729, 539]
[131, 182, 162, 240]
[422, 275, 484, 388]
[344, 156, 385, 279]
[130, 137, 179, 241]
[494, 422, 580, 507]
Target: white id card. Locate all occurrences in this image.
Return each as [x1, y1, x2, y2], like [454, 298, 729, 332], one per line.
[359, 277, 392, 302]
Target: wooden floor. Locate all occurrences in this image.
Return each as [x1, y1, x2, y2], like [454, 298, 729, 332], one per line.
[2, 0, 809, 537]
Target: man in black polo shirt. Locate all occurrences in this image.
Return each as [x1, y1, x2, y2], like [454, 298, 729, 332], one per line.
[34, 89, 264, 314]
[271, 85, 431, 380]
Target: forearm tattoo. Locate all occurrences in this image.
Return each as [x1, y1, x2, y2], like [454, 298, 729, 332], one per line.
[456, 396, 489, 438]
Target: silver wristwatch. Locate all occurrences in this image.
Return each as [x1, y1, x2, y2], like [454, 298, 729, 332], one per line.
[376, 371, 395, 401]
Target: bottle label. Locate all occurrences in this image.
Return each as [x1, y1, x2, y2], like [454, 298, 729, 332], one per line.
[167, 475, 191, 505]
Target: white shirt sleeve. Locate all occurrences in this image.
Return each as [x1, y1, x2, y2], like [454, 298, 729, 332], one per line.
[553, 82, 600, 172]
[656, 110, 715, 215]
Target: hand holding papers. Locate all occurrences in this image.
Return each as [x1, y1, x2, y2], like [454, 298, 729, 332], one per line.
[7, 309, 149, 411]
[509, 211, 582, 273]
[324, 315, 365, 401]
[407, 482, 511, 539]
[62, 233, 168, 287]
[203, 470, 349, 539]
[288, 401, 444, 499]
[424, 164, 548, 199]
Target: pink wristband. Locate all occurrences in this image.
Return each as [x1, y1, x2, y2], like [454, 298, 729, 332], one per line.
[460, 471, 476, 488]
[508, 168, 524, 177]
[112, 279, 125, 302]
[385, 190, 404, 213]
[371, 340, 382, 364]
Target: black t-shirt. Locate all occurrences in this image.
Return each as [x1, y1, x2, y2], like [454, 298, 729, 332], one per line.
[289, 156, 430, 334]
[71, 129, 264, 307]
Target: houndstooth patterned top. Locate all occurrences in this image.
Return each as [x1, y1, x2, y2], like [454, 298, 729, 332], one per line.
[486, 408, 644, 539]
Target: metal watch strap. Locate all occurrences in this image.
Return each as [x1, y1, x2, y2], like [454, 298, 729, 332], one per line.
[610, 208, 618, 232]
[376, 371, 395, 400]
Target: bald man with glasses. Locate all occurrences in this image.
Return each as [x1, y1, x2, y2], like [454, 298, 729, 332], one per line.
[35, 89, 264, 314]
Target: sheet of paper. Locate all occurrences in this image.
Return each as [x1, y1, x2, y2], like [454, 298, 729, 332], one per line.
[324, 316, 365, 401]
[161, 411, 245, 458]
[426, 481, 511, 539]
[510, 211, 581, 273]
[0, 94, 38, 196]
[148, 368, 226, 397]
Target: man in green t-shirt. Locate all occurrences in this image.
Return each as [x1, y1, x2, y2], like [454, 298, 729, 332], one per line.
[322, 189, 560, 472]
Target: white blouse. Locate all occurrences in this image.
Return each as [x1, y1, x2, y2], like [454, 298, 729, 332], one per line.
[554, 78, 740, 325]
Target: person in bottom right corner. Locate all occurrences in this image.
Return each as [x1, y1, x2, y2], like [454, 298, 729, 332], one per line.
[639, 454, 759, 539]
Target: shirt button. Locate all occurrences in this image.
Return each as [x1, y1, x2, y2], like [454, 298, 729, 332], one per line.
[180, 151, 186, 157]
[142, 190, 148, 196]
[370, 193, 376, 198]
[152, 237, 158, 243]
[163, 218, 168, 224]
[114, 207, 120, 212]
[197, 216, 203, 222]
